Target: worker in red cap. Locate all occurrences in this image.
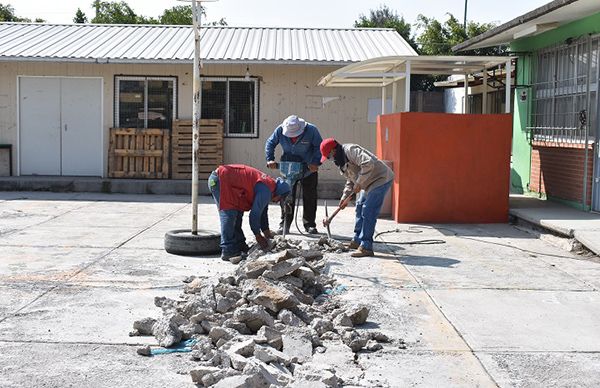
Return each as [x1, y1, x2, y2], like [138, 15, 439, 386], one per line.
[320, 138, 394, 257]
[208, 164, 291, 262]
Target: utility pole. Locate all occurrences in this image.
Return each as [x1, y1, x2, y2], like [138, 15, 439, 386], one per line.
[463, 0, 468, 32]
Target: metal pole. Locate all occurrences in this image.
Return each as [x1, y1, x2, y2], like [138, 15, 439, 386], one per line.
[463, 0, 468, 32]
[583, 36, 592, 210]
[381, 81, 386, 115]
[191, 0, 202, 234]
[482, 69, 488, 114]
[405, 60, 411, 112]
[392, 81, 397, 113]
[505, 60, 512, 113]
[464, 73, 469, 113]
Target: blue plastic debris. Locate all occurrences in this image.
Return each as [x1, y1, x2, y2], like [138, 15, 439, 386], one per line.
[323, 285, 347, 296]
[150, 338, 197, 355]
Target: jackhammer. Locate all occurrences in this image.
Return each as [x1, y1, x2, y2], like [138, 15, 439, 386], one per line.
[274, 161, 306, 239]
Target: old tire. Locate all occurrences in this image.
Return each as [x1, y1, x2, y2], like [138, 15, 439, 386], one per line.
[164, 229, 221, 256]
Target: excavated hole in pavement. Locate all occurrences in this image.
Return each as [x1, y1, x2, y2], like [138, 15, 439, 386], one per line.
[130, 235, 405, 387]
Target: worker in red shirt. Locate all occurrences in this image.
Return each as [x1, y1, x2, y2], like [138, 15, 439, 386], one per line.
[208, 164, 291, 262]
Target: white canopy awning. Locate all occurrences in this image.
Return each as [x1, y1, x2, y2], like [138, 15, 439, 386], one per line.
[318, 55, 511, 87]
[317, 55, 513, 114]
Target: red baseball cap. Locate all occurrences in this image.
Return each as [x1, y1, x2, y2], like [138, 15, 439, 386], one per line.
[320, 138, 337, 163]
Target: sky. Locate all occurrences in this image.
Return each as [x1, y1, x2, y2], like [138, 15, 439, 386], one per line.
[10, 0, 551, 31]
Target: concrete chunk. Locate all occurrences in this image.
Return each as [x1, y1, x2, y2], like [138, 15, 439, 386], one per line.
[293, 362, 339, 387]
[208, 326, 238, 344]
[282, 332, 313, 364]
[345, 305, 369, 326]
[132, 317, 156, 336]
[228, 339, 256, 357]
[152, 313, 185, 347]
[263, 257, 305, 279]
[244, 278, 299, 313]
[255, 325, 283, 350]
[233, 305, 275, 333]
[311, 318, 334, 336]
[189, 366, 220, 384]
[254, 344, 292, 366]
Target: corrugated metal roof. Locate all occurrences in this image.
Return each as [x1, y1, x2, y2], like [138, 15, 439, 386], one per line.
[0, 22, 417, 65]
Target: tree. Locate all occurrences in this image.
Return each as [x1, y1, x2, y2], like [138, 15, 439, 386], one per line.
[354, 5, 417, 52]
[0, 3, 32, 22]
[90, 1, 225, 26]
[417, 13, 502, 56]
[160, 5, 192, 25]
[73, 8, 88, 23]
[91, 1, 139, 24]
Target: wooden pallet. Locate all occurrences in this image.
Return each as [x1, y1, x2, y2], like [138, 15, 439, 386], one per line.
[108, 128, 170, 179]
[172, 119, 224, 179]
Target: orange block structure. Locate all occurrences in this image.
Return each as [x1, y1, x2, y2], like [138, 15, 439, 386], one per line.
[376, 112, 512, 223]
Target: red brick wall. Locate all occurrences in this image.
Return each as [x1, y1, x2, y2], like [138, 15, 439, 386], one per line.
[530, 143, 594, 206]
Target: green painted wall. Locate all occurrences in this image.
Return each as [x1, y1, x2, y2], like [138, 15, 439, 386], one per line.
[511, 55, 533, 194]
[509, 11, 600, 194]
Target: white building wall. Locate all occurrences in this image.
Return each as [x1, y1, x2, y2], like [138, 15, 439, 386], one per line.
[0, 61, 402, 182]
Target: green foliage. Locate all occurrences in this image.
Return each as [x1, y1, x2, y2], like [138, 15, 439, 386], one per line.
[160, 5, 192, 25]
[206, 18, 227, 26]
[73, 8, 88, 23]
[89, 1, 226, 26]
[0, 3, 32, 22]
[91, 1, 139, 24]
[354, 5, 417, 52]
[416, 13, 502, 56]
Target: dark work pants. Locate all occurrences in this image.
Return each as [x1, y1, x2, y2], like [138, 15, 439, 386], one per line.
[280, 171, 318, 230]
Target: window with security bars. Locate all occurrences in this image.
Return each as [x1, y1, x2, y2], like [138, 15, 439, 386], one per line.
[115, 76, 176, 129]
[201, 77, 259, 137]
[529, 36, 598, 143]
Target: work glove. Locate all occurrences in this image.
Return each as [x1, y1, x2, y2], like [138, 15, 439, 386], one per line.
[263, 229, 275, 239]
[255, 234, 269, 250]
[266, 161, 278, 169]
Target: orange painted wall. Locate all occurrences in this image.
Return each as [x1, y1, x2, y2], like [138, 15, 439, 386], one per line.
[377, 112, 512, 223]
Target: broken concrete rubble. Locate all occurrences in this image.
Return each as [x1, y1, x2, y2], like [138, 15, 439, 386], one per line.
[132, 236, 398, 387]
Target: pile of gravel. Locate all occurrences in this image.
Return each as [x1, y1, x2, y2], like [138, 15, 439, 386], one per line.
[131, 236, 393, 387]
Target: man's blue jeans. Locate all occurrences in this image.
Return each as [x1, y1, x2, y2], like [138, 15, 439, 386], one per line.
[353, 180, 392, 251]
[208, 171, 245, 256]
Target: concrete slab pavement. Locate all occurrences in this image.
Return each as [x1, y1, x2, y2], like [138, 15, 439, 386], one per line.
[1, 192, 600, 387]
[510, 194, 600, 255]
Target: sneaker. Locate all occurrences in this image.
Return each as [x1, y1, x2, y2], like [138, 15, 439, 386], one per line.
[347, 240, 360, 250]
[221, 251, 242, 262]
[350, 246, 374, 257]
[305, 226, 318, 234]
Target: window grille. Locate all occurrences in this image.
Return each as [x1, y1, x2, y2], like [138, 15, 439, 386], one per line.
[528, 36, 599, 143]
[115, 76, 176, 129]
[201, 77, 259, 138]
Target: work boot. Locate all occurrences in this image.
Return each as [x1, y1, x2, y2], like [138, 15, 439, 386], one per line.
[221, 251, 243, 262]
[305, 226, 318, 234]
[350, 246, 374, 258]
[239, 242, 251, 253]
[347, 240, 360, 250]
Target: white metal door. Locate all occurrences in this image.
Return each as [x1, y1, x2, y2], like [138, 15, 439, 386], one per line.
[60, 78, 102, 176]
[19, 77, 61, 175]
[19, 77, 102, 176]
